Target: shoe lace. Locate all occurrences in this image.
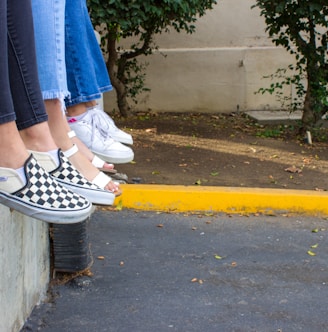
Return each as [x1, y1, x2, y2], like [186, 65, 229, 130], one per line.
[88, 107, 118, 140]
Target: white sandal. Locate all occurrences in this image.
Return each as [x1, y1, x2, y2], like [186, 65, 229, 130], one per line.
[62, 143, 120, 194]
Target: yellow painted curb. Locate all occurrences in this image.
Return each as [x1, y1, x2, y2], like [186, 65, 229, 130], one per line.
[114, 184, 328, 216]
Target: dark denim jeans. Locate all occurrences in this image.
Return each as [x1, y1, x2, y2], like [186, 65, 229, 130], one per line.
[0, 0, 47, 130]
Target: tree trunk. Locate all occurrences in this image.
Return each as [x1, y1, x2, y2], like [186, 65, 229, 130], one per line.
[301, 57, 328, 132]
[106, 31, 130, 117]
[301, 84, 315, 132]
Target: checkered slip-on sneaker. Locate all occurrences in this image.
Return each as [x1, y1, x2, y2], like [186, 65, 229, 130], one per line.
[32, 150, 115, 205]
[0, 155, 92, 224]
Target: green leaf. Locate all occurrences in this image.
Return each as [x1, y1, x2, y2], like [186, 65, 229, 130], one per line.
[115, 199, 123, 211]
[307, 250, 316, 256]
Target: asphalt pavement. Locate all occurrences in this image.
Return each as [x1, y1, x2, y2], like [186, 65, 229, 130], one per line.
[23, 208, 328, 332]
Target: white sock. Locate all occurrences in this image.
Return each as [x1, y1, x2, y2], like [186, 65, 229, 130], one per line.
[15, 166, 27, 185]
[48, 149, 60, 167]
[87, 105, 98, 111]
[67, 112, 87, 122]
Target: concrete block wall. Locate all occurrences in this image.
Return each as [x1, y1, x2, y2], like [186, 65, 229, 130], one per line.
[0, 206, 50, 332]
[104, 0, 296, 114]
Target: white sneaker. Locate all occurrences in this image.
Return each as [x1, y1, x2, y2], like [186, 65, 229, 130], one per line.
[68, 114, 134, 164]
[87, 107, 133, 145]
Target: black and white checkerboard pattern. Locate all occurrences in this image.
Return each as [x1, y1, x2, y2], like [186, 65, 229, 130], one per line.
[50, 150, 102, 190]
[14, 156, 89, 210]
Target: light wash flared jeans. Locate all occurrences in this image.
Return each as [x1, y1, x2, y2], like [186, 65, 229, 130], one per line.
[31, 0, 112, 107]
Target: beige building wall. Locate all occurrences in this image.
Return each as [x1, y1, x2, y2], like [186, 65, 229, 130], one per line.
[0, 207, 49, 332]
[104, 0, 295, 114]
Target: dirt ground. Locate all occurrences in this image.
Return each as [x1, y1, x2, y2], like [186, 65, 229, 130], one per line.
[113, 112, 328, 191]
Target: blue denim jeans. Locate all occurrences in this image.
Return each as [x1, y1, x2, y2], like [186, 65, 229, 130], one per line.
[0, 0, 48, 129]
[65, 0, 112, 106]
[31, 0, 69, 101]
[31, 0, 112, 107]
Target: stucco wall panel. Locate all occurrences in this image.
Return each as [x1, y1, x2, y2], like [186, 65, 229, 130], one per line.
[104, 0, 295, 114]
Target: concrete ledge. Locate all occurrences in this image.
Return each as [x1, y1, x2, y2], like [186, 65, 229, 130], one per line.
[114, 184, 328, 216]
[0, 206, 49, 332]
[245, 110, 303, 125]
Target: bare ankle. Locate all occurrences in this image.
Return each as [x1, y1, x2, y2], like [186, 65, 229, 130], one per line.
[19, 123, 57, 152]
[66, 103, 88, 117]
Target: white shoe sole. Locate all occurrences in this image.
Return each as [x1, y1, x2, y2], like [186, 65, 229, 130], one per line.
[55, 179, 115, 206]
[0, 191, 92, 224]
[92, 150, 134, 164]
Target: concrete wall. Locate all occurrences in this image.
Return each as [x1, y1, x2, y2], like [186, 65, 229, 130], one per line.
[104, 0, 296, 114]
[0, 206, 49, 332]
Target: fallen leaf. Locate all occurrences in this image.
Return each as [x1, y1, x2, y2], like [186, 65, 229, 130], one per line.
[268, 175, 277, 184]
[97, 256, 105, 260]
[84, 269, 94, 277]
[312, 228, 319, 233]
[307, 250, 316, 256]
[285, 166, 302, 173]
[191, 226, 197, 231]
[157, 224, 164, 228]
[191, 278, 198, 283]
[115, 199, 123, 211]
[264, 210, 276, 216]
[311, 243, 319, 249]
[145, 128, 157, 133]
[214, 255, 223, 260]
[195, 179, 202, 185]
[302, 158, 312, 164]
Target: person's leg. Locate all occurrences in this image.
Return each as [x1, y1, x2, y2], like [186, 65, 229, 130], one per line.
[31, 0, 69, 101]
[8, 0, 62, 154]
[0, 0, 29, 169]
[64, 0, 112, 108]
[31, 0, 120, 194]
[0, 0, 92, 223]
[63, 0, 133, 152]
[10, 0, 118, 203]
